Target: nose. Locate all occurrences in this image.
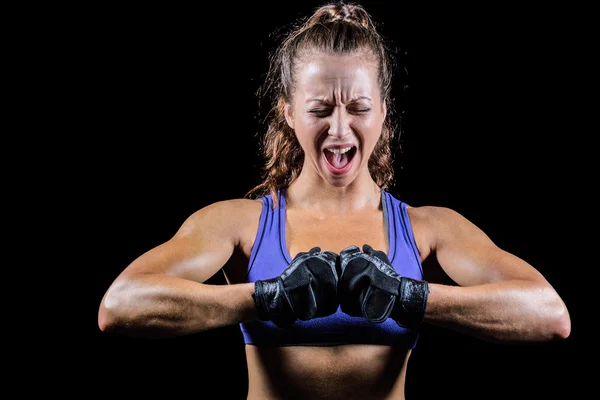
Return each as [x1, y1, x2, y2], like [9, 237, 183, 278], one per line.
[327, 108, 352, 139]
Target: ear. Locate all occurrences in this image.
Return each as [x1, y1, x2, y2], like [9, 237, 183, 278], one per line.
[382, 99, 387, 120]
[284, 102, 295, 130]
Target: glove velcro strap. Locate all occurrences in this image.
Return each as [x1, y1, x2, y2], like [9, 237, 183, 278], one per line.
[252, 279, 274, 321]
[394, 278, 429, 328]
[252, 278, 296, 328]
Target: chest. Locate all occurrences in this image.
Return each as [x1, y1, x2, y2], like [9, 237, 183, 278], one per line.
[285, 209, 388, 258]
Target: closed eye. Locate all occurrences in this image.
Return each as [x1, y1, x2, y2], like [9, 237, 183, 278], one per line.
[308, 108, 370, 116]
[309, 109, 331, 116]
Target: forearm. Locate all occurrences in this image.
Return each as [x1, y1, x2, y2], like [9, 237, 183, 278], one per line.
[98, 274, 256, 337]
[424, 280, 570, 343]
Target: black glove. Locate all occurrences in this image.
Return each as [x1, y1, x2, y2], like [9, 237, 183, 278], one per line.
[338, 244, 429, 328]
[252, 247, 339, 328]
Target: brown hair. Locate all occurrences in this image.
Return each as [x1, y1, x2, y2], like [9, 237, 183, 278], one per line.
[245, 2, 401, 207]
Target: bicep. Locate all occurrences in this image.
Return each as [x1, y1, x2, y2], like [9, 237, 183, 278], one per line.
[117, 202, 240, 284]
[428, 208, 546, 287]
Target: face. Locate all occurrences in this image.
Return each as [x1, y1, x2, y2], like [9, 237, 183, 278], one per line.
[284, 52, 386, 187]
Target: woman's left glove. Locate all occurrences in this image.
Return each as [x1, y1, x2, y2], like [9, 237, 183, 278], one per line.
[338, 244, 429, 328]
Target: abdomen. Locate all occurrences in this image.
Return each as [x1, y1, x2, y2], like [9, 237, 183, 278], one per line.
[245, 344, 411, 400]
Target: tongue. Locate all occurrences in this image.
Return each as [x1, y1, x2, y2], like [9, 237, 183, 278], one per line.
[326, 152, 350, 169]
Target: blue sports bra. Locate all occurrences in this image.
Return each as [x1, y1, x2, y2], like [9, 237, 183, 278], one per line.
[239, 189, 424, 347]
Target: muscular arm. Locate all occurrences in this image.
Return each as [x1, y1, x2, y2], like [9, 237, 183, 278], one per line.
[411, 206, 571, 343]
[97, 199, 260, 338]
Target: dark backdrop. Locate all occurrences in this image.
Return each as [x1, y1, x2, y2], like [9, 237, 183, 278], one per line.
[73, 1, 584, 398]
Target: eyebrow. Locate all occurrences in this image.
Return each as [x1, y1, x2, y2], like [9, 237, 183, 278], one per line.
[305, 96, 372, 104]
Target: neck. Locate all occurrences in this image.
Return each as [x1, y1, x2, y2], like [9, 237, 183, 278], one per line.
[286, 171, 382, 214]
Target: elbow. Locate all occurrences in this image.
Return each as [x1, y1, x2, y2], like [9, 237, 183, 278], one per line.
[517, 284, 571, 342]
[97, 305, 112, 333]
[539, 290, 571, 341]
[97, 280, 133, 333]
[549, 302, 571, 340]
[97, 295, 120, 333]
[98, 296, 121, 333]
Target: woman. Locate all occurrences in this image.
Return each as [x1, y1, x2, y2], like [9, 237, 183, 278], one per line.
[98, 2, 571, 399]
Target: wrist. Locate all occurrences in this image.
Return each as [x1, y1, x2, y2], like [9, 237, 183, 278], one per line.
[252, 279, 276, 321]
[252, 278, 295, 327]
[393, 277, 429, 328]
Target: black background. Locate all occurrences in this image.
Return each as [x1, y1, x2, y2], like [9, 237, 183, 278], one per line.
[54, 1, 588, 398]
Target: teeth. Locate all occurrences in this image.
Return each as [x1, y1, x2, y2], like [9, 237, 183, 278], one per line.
[326, 146, 353, 154]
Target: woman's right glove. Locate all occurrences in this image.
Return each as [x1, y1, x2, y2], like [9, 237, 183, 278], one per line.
[338, 244, 429, 328]
[252, 246, 339, 328]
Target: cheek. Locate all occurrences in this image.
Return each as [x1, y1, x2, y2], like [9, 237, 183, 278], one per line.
[295, 118, 326, 141]
[302, 115, 327, 129]
[359, 116, 384, 139]
[365, 108, 385, 127]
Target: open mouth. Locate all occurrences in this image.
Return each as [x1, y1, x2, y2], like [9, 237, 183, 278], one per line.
[323, 146, 357, 174]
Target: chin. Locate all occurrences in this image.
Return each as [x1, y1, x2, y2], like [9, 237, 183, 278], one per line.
[323, 172, 357, 188]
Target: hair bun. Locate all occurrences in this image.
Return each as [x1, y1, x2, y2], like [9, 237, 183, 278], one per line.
[308, 2, 371, 28]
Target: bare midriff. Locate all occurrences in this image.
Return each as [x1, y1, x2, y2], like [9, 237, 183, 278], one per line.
[245, 344, 411, 400]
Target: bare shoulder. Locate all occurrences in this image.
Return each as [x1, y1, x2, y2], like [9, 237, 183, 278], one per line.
[406, 205, 488, 259]
[176, 198, 264, 242]
[407, 205, 468, 231]
[114, 198, 264, 283]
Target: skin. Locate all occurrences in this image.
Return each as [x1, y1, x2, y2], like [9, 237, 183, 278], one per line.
[98, 52, 571, 400]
